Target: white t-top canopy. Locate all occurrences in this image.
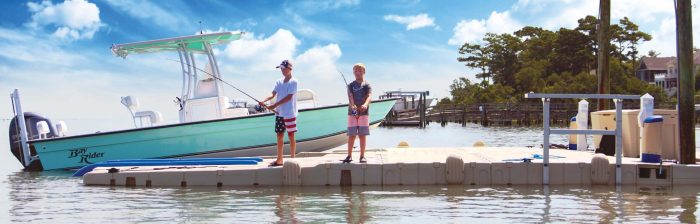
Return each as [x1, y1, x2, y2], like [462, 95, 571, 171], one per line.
[111, 31, 243, 58]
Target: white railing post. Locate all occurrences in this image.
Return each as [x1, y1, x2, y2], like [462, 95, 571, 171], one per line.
[614, 99, 623, 185]
[542, 98, 551, 185]
[11, 89, 32, 167]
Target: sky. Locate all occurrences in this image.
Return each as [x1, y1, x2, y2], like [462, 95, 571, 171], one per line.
[0, 0, 697, 136]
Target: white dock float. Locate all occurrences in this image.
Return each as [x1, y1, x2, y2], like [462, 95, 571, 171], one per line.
[82, 147, 700, 187]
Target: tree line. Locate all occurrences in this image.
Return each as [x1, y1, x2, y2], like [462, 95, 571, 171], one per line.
[441, 16, 672, 106]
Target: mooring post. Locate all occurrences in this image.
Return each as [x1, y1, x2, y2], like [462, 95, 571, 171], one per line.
[614, 99, 623, 185]
[542, 98, 551, 185]
[676, 0, 696, 164]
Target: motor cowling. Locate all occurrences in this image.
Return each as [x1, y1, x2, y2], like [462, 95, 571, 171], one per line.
[8, 112, 54, 171]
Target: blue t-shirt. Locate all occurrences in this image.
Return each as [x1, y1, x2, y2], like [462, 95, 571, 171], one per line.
[348, 80, 372, 115]
[273, 77, 298, 118]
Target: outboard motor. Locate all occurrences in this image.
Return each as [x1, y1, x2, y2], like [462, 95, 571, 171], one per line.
[8, 112, 55, 171]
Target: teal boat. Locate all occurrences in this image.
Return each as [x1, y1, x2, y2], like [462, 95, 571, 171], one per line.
[8, 32, 398, 170]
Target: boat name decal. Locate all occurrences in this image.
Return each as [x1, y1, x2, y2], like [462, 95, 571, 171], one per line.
[68, 148, 104, 164]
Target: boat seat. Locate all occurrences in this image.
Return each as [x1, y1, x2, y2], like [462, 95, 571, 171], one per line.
[121, 96, 163, 128]
[194, 78, 217, 99]
[297, 89, 317, 109]
[134, 111, 163, 127]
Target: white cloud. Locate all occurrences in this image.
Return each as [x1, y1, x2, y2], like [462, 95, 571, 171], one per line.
[217, 29, 344, 105]
[448, 11, 521, 45]
[285, 11, 348, 42]
[224, 29, 300, 72]
[26, 0, 103, 40]
[103, 0, 192, 30]
[0, 27, 86, 65]
[294, 44, 342, 80]
[384, 13, 436, 30]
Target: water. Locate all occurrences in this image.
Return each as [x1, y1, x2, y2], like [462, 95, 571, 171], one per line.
[2, 123, 700, 223]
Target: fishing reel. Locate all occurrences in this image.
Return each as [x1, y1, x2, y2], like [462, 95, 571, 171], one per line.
[254, 104, 265, 112]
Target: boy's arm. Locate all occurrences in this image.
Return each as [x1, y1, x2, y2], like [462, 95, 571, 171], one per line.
[347, 88, 356, 109]
[260, 91, 276, 104]
[360, 85, 372, 111]
[270, 94, 293, 109]
[362, 92, 372, 107]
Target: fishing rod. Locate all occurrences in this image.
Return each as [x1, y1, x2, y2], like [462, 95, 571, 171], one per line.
[337, 69, 358, 116]
[166, 59, 277, 113]
[337, 69, 350, 86]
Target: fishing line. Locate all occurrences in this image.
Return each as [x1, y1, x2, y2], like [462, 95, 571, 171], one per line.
[165, 59, 277, 113]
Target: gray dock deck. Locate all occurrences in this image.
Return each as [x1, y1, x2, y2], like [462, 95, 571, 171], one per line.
[82, 146, 700, 187]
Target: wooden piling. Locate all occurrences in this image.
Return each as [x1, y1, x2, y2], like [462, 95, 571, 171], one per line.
[675, 0, 696, 164]
[597, 0, 611, 111]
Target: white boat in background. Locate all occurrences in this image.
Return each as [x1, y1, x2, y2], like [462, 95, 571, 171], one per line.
[380, 90, 435, 113]
[392, 97, 435, 112]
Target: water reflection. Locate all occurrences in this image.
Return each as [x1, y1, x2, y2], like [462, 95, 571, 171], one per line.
[274, 187, 300, 223]
[6, 171, 700, 222]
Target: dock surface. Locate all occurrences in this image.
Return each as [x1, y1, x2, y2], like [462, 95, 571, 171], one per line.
[83, 147, 700, 187]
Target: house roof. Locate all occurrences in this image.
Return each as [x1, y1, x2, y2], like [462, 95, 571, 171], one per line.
[638, 56, 675, 70]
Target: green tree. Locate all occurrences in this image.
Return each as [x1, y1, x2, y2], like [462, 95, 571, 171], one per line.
[483, 33, 522, 87]
[447, 15, 659, 106]
[612, 17, 652, 72]
[552, 28, 594, 75]
[457, 43, 491, 83]
[647, 50, 660, 57]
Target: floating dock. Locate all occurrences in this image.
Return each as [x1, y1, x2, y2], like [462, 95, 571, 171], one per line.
[82, 146, 700, 187]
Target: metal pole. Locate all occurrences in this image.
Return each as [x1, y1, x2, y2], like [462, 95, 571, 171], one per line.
[542, 98, 551, 185]
[596, 0, 611, 111]
[614, 99, 623, 184]
[183, 50, 193, 100]
[676, 0, 696, 164]
[11, 89, 32, 167]
[177, 48, 187, 100]
[189, 51, 198, 92]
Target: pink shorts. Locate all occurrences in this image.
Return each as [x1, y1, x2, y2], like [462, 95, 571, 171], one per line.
[347, 115, 370, 136]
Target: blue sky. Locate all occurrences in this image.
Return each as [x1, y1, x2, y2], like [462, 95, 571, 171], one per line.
[0, 0, 694, 135]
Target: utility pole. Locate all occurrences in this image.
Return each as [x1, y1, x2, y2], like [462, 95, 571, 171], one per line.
[675, 0, 696, 164]
[596, 0, 611, 111]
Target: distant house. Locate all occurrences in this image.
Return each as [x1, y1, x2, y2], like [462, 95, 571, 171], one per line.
[636, 56, 675, 83]
[636, 53, 700, 97]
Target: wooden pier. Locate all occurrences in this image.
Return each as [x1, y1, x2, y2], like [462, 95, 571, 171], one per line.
[383, 102, 692, 127]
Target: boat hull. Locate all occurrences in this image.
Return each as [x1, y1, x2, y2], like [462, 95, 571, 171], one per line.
[30, 99, 396, 170]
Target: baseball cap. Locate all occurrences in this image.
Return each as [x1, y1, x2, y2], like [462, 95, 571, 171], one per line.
[276, 60, 293, 69]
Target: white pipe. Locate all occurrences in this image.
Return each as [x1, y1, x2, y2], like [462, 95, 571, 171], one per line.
[183, 49, 193, 100]
[204, 43, 224, 97]
[177, 48, 187, 101]
[177, 47, 188, 123]
[190, 51, 198, 91]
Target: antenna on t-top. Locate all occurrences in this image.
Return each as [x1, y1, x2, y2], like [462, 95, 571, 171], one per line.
[198, 21, 203, 34]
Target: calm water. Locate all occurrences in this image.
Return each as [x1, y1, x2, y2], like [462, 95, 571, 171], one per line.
[2, 123, 700, 223]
